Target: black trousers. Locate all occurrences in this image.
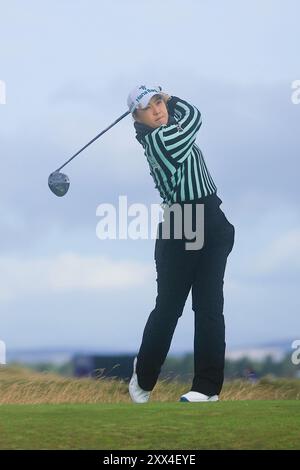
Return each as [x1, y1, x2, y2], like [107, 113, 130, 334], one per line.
[136, 193, 235, 395]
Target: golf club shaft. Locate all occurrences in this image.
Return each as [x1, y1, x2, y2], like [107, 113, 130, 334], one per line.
[55, 110, 130, 172]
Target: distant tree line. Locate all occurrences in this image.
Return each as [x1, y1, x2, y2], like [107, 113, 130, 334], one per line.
[20, 352, 300, 381]
[162, 353, 300, 381]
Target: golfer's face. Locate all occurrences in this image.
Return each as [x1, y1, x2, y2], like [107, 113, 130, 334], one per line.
[135, 95, 169, 128]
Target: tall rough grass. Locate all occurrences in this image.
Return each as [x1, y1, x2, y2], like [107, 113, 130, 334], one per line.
[0, 366, 299, 404]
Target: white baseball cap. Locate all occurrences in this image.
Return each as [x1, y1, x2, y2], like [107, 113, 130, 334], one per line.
[127, 85, 162, 113]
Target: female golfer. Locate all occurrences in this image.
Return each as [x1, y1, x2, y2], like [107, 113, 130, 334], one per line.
[127, 85, 235, 403]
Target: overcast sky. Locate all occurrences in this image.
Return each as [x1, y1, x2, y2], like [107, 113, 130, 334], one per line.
[0, 0, 299, 355]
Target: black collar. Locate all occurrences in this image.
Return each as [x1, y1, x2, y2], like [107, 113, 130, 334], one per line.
[134, 114, 177, 144]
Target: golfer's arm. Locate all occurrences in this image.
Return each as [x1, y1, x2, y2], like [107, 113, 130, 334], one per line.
[168, 96, 201, 128]
[158, 97, 202, 160]
[160, 92, 190, 120]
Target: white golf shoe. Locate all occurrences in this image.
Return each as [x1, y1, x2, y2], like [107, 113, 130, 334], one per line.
[129, 357, 151, 404]
[179, 391, 219, 402]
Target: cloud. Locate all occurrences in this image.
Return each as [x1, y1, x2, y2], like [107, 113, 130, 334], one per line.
[0, 253, 153, 301]
[250, 228, 300, 277]
[1, 0, 299, 349]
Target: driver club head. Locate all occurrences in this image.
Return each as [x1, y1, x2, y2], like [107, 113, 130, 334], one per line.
[48, 171, 70, 197]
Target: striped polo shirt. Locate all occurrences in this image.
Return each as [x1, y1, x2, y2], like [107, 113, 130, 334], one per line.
[134, 96, 217, 206]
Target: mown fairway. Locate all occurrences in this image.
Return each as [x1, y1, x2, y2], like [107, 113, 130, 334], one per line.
[0, 401, 299, 450]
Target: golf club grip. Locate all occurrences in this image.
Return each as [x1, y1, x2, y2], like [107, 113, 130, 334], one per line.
[55, 110, 130, 172]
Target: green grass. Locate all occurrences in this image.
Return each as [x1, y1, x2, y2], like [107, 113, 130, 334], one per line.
[0, 401, 299, 450]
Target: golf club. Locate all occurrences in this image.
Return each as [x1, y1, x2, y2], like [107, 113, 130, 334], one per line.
[48, 110, 130, 197]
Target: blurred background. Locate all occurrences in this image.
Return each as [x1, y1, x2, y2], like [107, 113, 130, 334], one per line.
[0, 0, 299, 380]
